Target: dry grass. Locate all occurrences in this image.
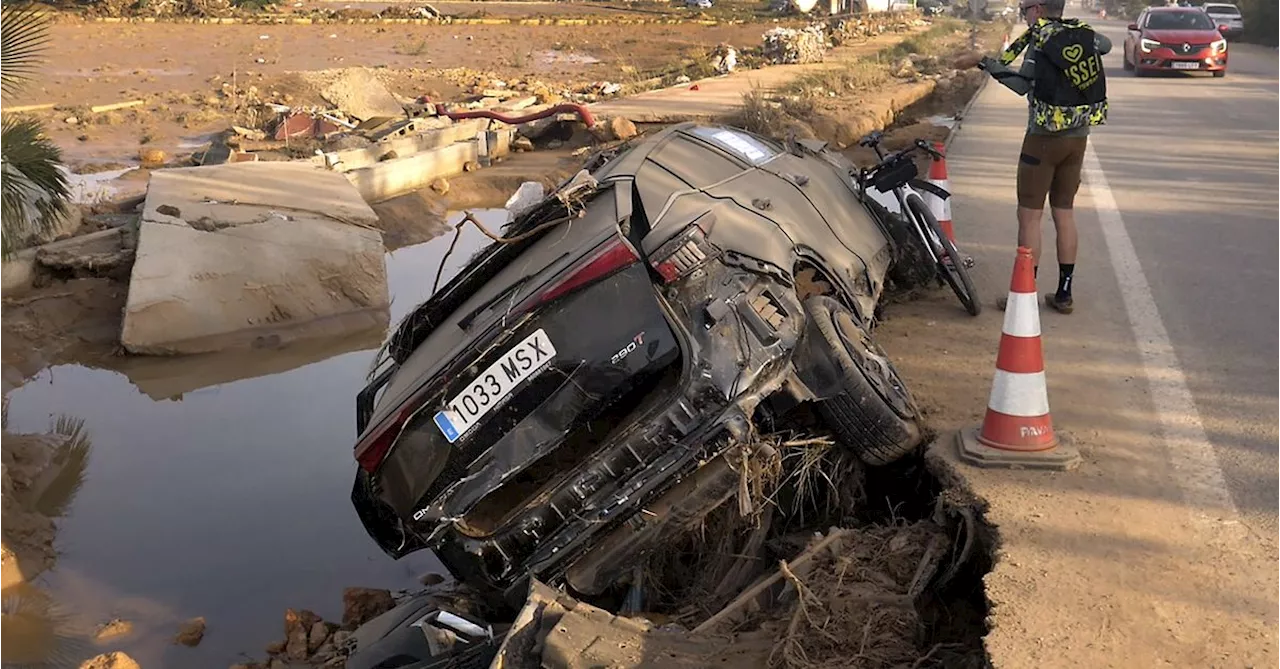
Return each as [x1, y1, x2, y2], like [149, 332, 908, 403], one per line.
[782, 60, 892, 98]
[735, 88, 790, 138]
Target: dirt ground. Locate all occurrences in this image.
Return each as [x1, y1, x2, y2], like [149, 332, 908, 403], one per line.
[18, 18, 802, 166]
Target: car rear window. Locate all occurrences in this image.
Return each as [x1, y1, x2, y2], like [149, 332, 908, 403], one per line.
[1147, 10, 1217, 30]
[686, 126, 780, 166]
[1204, 5, 1241, 16]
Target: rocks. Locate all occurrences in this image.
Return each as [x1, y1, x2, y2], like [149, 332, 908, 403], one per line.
[175, 616, 207, 646]
[265, 639, 287, 655]
[284, 608, 321, 660]
[341, 587, 396, 629]
[307, 620, 332, 652]
[462, 160, 481, 173]
[545, 140, 564, 150]
[429, 177, 450, 195]
[512, 136, 535, 152]
[94, 618, 134, 643]
[419, 572, 447, 586]
[79, 652, 141, 669]
[608, 116, 638, 141]
[139, 148, 167, 168]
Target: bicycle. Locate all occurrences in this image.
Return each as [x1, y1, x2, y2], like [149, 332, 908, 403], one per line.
[855, 131, 981, 317]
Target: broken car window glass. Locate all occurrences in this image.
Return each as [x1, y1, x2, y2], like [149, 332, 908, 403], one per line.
[688, 126, 780, 166]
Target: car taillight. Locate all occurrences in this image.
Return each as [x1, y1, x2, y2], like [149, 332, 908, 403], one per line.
[529, 237, 639, 307]
[355, 404, 417, 473]
[650, 221, 719, 284]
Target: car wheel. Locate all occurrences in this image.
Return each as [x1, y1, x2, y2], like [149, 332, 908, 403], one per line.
[1213, 70, 1226, 78]
[1122, 50, 1134, 70]
[866, 197, 935, 290]
[804, 295, 924, 466]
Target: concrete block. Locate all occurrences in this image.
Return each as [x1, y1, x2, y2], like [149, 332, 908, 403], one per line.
[141, 161, 380, 229]
[122, 162, 389, 355]
[315, 118, 489, 173]
[487, 129, 513, 159]
[345, 139, 480, 203]
[1, 249, 39, 297]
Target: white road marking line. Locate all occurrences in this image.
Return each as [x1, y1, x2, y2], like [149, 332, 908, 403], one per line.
[1082, 144, 1240, 522]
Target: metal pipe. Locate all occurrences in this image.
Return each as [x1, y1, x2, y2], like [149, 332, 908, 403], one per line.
[433, 102, 597, 129]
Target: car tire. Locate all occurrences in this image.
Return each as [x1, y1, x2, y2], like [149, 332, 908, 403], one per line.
[867, 197, 935, 290]
[1213, 70, 1226, 78]
[804, 296, 924, 466]
[1122, 51, 1134, 70]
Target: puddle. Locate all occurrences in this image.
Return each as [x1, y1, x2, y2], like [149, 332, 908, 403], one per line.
[62, 167, 139, 205]
[534, 49, 602, 66]
[0, 212, 500, 669]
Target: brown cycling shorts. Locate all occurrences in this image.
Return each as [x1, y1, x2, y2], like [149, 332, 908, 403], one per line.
[1015, 133, 1089, 210]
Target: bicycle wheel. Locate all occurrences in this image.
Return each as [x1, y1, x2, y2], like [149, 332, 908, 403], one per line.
[905, 193, 981, 316]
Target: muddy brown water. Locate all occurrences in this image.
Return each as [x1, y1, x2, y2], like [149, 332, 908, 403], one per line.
[1, 212, 504, 669]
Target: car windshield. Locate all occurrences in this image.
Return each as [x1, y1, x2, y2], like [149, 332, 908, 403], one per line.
[1146, 10, 1217, 30]
[1203, 5, 1241, 16]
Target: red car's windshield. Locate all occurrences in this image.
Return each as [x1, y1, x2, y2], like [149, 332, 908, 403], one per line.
[1146, 10, 1217, 31]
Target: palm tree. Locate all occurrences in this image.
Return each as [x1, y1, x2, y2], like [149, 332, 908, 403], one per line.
[1, 1, 71, 258]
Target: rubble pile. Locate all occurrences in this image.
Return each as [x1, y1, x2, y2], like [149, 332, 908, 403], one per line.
[827, 13, 922, 45]
[762, 25, 830, 64]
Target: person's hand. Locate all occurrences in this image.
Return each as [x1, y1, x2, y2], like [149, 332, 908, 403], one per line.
[952, 51, 985, 70]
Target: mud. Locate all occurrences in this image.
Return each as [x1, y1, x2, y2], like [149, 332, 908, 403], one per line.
[16, 18, 806, 166]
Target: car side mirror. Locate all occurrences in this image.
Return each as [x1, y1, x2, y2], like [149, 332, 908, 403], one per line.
[1127, 23, 1139, 31]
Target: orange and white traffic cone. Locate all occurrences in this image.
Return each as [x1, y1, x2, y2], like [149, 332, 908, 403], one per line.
[924, 142, 955, 244]
[956, 247, 1080, 470]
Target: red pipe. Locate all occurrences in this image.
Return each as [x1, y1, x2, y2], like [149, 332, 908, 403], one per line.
[433, 102, 597, 129]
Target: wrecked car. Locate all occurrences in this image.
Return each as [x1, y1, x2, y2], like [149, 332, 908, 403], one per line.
[351, 122, 926, 607]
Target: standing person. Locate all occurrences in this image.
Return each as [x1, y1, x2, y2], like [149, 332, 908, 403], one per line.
[953, 0, 1110, 314]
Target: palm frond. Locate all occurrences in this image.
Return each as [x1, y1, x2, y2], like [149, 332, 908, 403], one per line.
[2, 115, 71, 257]
[1, 2, 52, 96]
[1, 582, 91, 668]
[36, 415, 93, 519]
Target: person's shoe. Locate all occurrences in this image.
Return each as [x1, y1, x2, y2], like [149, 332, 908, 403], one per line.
[996, 296, 1008, 311]
[1045, 293, 1074, 314]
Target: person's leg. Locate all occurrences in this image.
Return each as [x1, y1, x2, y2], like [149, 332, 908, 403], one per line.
[1045, 137, 1088, 313]
[1001, 134, 1053, 309]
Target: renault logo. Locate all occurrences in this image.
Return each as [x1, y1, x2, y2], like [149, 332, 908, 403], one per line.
[1182, 43, 1192, 53]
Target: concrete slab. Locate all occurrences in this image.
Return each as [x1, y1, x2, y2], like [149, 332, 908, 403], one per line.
[313, 118, 489, 172]
[1, 248, 39, 296]
[344, 139, 480, 203]
[122, 162, 389, 355]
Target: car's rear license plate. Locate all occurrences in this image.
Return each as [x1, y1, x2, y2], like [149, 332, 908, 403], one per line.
[1171, 61, 1200, 70]
[433, 329, 556, 443]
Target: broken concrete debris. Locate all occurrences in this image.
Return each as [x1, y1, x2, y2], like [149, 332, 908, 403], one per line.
[762, 25, 830, 64]
[120, 161, 390, 355]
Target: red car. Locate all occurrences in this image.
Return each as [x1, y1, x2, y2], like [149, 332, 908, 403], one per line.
[1124, 6, 1229, 78]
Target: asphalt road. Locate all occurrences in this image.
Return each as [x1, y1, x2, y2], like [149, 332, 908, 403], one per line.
[1086, 18, 1279, 537]
[871, 14, 1279, 665]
